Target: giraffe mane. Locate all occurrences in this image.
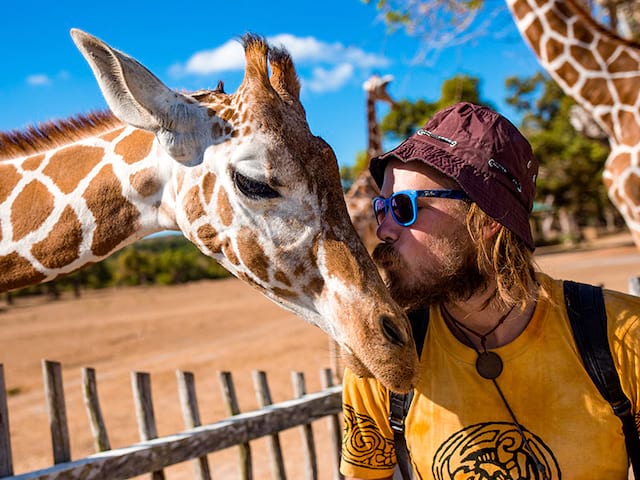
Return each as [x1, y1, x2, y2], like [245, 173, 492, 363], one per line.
[0, 110, 122, 161]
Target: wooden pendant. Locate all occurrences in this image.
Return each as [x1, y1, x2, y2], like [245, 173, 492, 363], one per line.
[476, 351, 503, 379]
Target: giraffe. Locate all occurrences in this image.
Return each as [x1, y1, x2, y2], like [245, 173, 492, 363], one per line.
[345, 74, 397, 253]
[506, 0, 640, 248]
[0, 30, 419, 393]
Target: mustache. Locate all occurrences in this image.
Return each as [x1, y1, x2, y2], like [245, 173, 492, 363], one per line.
[372, 242, 401, 269]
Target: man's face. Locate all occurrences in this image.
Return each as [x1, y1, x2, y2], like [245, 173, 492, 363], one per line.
[371, 159, 486, 309]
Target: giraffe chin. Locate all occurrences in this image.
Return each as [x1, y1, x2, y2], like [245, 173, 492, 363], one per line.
[341, 342, 418, 394]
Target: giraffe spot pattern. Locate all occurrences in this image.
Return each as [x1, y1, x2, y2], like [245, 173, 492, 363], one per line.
[544, 7, 567, 37]
[11, 180, 54, 242]
[217, 188, 234, 227]
[196, 224, 223, 254]
[545, 37, 566, 65]
[44, 145, 104, 195]
[617, 111, 640, 145]
[31, 206, 83, 269]
[184, 185, 206, 224]
[99, 127, 126, 143]
[274, 270, 291, 287]
[202, 172, 216, 206]
[114, 129, 155, 165]
[130, 168, 162, 198]
[569, 45, 599, 71]
[572, 19, 594, 44]
[613, 78, 640, 106]
[0, 252, 46, 292]
[236, 227, 270, 283]
[556, 61, 580, 87]
[0, 164, 21, 204]
[22, 154, 45, 171]
[83, 165, 140, 257]
[609, 50, 639, 74]
[583, 77, 613, 105]
[222, 240, 240, 266]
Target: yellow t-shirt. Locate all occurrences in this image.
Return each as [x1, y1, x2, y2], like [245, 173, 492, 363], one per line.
[341, 274, 640, 479]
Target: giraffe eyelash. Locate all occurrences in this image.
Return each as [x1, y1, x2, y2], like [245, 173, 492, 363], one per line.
[232, 170, 280, 200]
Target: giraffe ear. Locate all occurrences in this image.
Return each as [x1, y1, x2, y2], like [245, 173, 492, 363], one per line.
[71, 29, 211, 165]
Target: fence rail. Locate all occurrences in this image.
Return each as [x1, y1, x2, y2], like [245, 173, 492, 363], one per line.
[0, 361, 344, 480]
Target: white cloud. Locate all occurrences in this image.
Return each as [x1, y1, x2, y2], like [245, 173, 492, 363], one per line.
[182, 39, 245, 76]
[305, 63, 354, 93]
[170, 33, 390, 93]
[26, 74, 51, 86]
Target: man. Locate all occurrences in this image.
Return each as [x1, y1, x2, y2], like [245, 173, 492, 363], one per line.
[340, 102, 639, 479]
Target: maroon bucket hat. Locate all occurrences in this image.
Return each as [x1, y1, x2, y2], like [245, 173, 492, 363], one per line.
[370, 102, 538, 250]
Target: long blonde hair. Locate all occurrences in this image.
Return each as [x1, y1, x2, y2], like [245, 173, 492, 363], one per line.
[465, 203, 540, 310]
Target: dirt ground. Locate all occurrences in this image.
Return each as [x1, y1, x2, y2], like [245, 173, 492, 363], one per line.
[2, 231, 640, 479]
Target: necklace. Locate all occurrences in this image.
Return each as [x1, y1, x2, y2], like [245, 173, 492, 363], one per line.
[442, 303, 515, 380]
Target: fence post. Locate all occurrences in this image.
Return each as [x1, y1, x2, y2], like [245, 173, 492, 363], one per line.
[219, 371, 252, 480]
[131, 371, 165, 480]
[42, 360, 71, 465]
[253, 370, 286, 480]
[292, 371, 318, 480]
[82, 367, 111, 452]
[176, 370, 212, 480]
[0, 364, 14, 477]
[322, 369, 344, 480]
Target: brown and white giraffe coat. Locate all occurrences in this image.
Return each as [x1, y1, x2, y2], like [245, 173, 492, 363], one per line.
[0, 30, 419, 393]
[507, 0, 640, 246]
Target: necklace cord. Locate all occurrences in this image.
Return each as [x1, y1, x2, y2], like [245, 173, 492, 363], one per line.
[441, 304, 549, 479]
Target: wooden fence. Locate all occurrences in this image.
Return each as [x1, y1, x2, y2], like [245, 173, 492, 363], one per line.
[0, 361, 344, 480]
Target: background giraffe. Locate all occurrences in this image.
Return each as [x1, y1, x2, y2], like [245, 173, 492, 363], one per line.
[506, 0, 640, 249]
[345, 74, 397, 253]
[0, 30, 419, 393]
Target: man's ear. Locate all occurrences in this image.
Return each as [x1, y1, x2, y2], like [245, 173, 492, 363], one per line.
[483, 219, 502, 240]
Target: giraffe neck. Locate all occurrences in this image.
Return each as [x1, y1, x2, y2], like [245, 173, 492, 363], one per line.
[0, 123, 177, 291]
[366, 95, 383, 159]
[507, 0, 640, 144]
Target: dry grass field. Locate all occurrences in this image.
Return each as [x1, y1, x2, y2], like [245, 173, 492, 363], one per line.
[1, 232, 639, 479]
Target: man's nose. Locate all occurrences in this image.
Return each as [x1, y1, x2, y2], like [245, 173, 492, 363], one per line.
[376, 211, 399, 243]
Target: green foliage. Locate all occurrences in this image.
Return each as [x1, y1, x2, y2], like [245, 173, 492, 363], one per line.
[380, 74, 494, 140]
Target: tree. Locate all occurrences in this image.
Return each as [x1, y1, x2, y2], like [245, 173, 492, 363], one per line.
[505, 72, 613, 228]
[364, 0, 640, 62]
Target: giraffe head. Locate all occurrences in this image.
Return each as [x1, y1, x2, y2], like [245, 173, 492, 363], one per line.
[70, 30, 418, 392]
[363, 74, 397, 108]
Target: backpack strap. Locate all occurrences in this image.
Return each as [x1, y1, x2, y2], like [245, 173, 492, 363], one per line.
[389, 309, 429, 480]
[563, 280, 640, 476]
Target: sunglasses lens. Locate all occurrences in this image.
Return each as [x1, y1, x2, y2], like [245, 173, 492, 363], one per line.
[372, 197, 386, 225]
[391, 193, 414, 225]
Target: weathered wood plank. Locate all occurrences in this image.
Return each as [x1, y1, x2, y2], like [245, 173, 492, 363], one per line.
[81, 368, 110, 452]
[131, 372, 165, 480]
[321, 369, 343, 480]
[219, 371, 252, 480]
[253, 370, 286, 480]
[0, 364, 14, 477]
[5, 386, 342, 480]
[176, 370, 211, 480]
[42, 360, 70, 465]
[292, 372, 318, 480]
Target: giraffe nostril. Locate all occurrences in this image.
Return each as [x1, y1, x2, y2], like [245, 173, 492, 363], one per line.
[380, 315, 407, 346]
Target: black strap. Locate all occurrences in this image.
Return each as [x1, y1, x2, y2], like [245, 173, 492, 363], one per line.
[563, 280, 640, 476]
[389, 309, 428, 480]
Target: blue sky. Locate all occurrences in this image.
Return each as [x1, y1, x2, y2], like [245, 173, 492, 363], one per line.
[1, 0, 542, 169]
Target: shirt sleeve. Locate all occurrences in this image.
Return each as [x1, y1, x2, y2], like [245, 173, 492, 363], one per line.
[340, 367, 397, 479]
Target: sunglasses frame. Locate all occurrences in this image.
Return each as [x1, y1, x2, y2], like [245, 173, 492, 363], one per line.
[372, 189, 469, 227]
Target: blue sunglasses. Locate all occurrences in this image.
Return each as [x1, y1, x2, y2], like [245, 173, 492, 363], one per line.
[372, 189, 469, 227]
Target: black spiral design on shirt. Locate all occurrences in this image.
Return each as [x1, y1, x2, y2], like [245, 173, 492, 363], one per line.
[342, 403, 395, 469]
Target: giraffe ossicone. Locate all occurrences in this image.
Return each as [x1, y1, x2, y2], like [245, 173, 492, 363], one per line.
[0, 30, 418, 393]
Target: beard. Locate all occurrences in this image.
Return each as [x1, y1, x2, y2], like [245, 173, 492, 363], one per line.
[372, 233, 488, 311]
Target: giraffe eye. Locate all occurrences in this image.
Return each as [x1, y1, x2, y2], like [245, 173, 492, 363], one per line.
[233, 171, 280, 200]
